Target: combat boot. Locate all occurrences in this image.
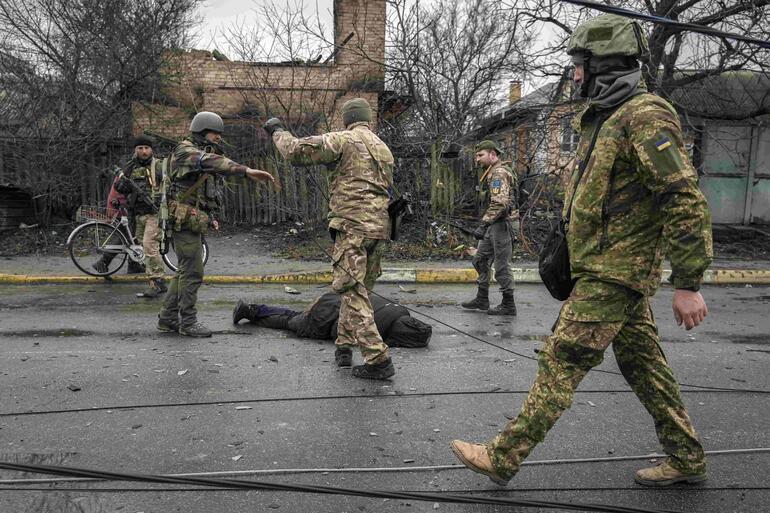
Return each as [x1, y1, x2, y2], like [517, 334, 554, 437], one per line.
[92, 259, 109, 274]
[461, 289, 489, 310]
[352, 358, 395, 380]
[179, 322, 212, 338]
[334, 347, 353, 368]
[137, 278, 167, 299]
[232, 300, 251, 325]
[634, 460, 707, 487]
[157, 317, 180, 333]
[450, 440, 510, 486]
[488, 292, 516, 316]
[127, 260, 146, 275]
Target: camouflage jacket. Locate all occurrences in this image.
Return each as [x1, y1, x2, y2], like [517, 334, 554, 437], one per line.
[565, 93, 713, 296]
[273, 122, 393, 239]
[169, 138, 246, 213]
[480, 161, 517, 224]
[115, 157, 161, 215]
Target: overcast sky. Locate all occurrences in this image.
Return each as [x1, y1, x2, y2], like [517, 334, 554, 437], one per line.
[196, 0, 334, 52]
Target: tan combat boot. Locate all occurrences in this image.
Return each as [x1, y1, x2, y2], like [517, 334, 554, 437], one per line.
[450, 440, 510, 486]
[635, 460, 707, 487]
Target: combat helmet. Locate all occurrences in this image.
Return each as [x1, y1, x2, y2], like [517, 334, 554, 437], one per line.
[341, 98, 373, 127]
[190, 111, 225, 134]
[567, 14, 649, 61]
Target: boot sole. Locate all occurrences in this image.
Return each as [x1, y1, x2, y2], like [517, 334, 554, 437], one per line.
[179, 331, 213, 338]
[461, 306, 489, 311]
[156, 325, 179, 333]
[634, 473, 707, 487]
[450, 441, 509, 486]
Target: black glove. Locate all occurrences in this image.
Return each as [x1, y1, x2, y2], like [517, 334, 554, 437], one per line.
[473, 223, 488, 240]
[263, 117, 285, 137]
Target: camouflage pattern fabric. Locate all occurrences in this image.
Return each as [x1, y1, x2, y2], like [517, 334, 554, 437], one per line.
[331, 231, 389, 365]
[472, 221, 514, 294]
[565, 93, 713, 295]
[486, 277, 707, 479]
[480, 161, 517, 224]
[169, 139, 247, 213]
[273, 122, 393, 240]
[158, 228, 204, 328]
[135, 213, 164, 280]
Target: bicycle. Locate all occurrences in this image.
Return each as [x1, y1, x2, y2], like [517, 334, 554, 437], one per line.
[67, 202, 209, 277]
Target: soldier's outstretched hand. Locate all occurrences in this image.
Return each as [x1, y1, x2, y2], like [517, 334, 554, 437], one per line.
[672, 289, 708, 330]
[246, 169, 275, 184]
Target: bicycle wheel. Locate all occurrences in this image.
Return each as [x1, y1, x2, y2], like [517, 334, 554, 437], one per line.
[68, 222, 129, 277]
[162, 236, 209, 273]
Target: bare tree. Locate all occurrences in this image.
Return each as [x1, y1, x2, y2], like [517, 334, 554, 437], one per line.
[506, 0, 770, 117]
[0, 0, 203, 222]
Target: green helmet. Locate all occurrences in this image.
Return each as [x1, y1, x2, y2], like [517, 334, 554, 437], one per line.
[190, 111, 225, 134]
[475, 140, 503, 155]
[567, 14, 649, 61]
[341, 98, 372, 127]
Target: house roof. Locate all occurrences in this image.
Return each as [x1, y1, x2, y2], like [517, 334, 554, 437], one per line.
[469, 78, 575, 139]
[665, 71, 770, 120]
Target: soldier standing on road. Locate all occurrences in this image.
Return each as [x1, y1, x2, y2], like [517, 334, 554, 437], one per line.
[451, 14, 713, 487]
[263, 98, 396, 380]
[461, 140, 518, 316]
[114, 135, 166, 298]
[157, 112, 275, 337]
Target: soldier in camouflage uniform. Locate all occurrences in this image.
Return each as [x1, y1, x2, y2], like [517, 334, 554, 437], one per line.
[263, 98, 396, 380]
[461, 140, 518, 315]
[114, 135, 167, 298]
[451, 14, 713, 487]
[157, 112, 275, 337]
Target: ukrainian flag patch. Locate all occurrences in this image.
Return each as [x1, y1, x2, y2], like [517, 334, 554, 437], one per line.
[655, 137, 672, 151]
[491, 179, 502, 194]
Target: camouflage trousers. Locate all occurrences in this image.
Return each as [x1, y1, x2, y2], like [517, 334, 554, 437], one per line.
[135, 214, 164, 280]
[158, 228, 204, 328]
[473, 220, 514, 294]
[487, 278, 706, 479]
[331, 230, 389, 364]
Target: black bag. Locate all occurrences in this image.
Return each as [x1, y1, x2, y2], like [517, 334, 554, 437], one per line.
[538, 220, 573, 301]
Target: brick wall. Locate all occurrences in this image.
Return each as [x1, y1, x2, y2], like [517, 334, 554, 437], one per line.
[133, 0, 386, 139]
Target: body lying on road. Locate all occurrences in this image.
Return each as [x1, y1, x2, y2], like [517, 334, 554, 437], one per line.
[232, 292, 432, 348]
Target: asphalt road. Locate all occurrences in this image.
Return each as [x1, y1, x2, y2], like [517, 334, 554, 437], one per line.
[0, 281, 768, 513]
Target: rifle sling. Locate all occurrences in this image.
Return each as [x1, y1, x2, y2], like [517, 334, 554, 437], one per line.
[175, 174, 209, 205]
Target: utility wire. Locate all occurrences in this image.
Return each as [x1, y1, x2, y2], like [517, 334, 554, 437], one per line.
[0, 462, 681, 513]
[1, 447, 767, 486]
[0, 385, 766, 418]
[560, 0, 770, 50]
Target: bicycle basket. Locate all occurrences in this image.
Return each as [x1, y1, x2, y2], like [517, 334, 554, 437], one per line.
[76, 205, 115, 223]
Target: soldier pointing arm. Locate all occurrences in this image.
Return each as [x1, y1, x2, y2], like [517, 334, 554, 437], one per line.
[263, 98, 396, 380]
[157, 111, 274, 338]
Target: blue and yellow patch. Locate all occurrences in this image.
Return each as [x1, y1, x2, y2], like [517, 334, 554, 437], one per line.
[491, 179, 502, 194]
[655, 137, 672, 151]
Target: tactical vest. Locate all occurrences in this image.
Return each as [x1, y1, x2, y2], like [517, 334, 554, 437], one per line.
[123, 159, 160, 215]
[168, 140, 222, 213]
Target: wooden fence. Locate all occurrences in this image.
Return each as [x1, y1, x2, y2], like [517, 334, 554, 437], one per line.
[0, 136, 480, 230]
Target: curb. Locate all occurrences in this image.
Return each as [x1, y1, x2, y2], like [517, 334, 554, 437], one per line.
[2, 268, 770, 285]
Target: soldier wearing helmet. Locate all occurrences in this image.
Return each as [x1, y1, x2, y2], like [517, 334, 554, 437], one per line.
[461, 139, 518, 316]
[263, 98, 396, 380]
[157, 111, 275, 337]
[451, 14, 712, 488]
